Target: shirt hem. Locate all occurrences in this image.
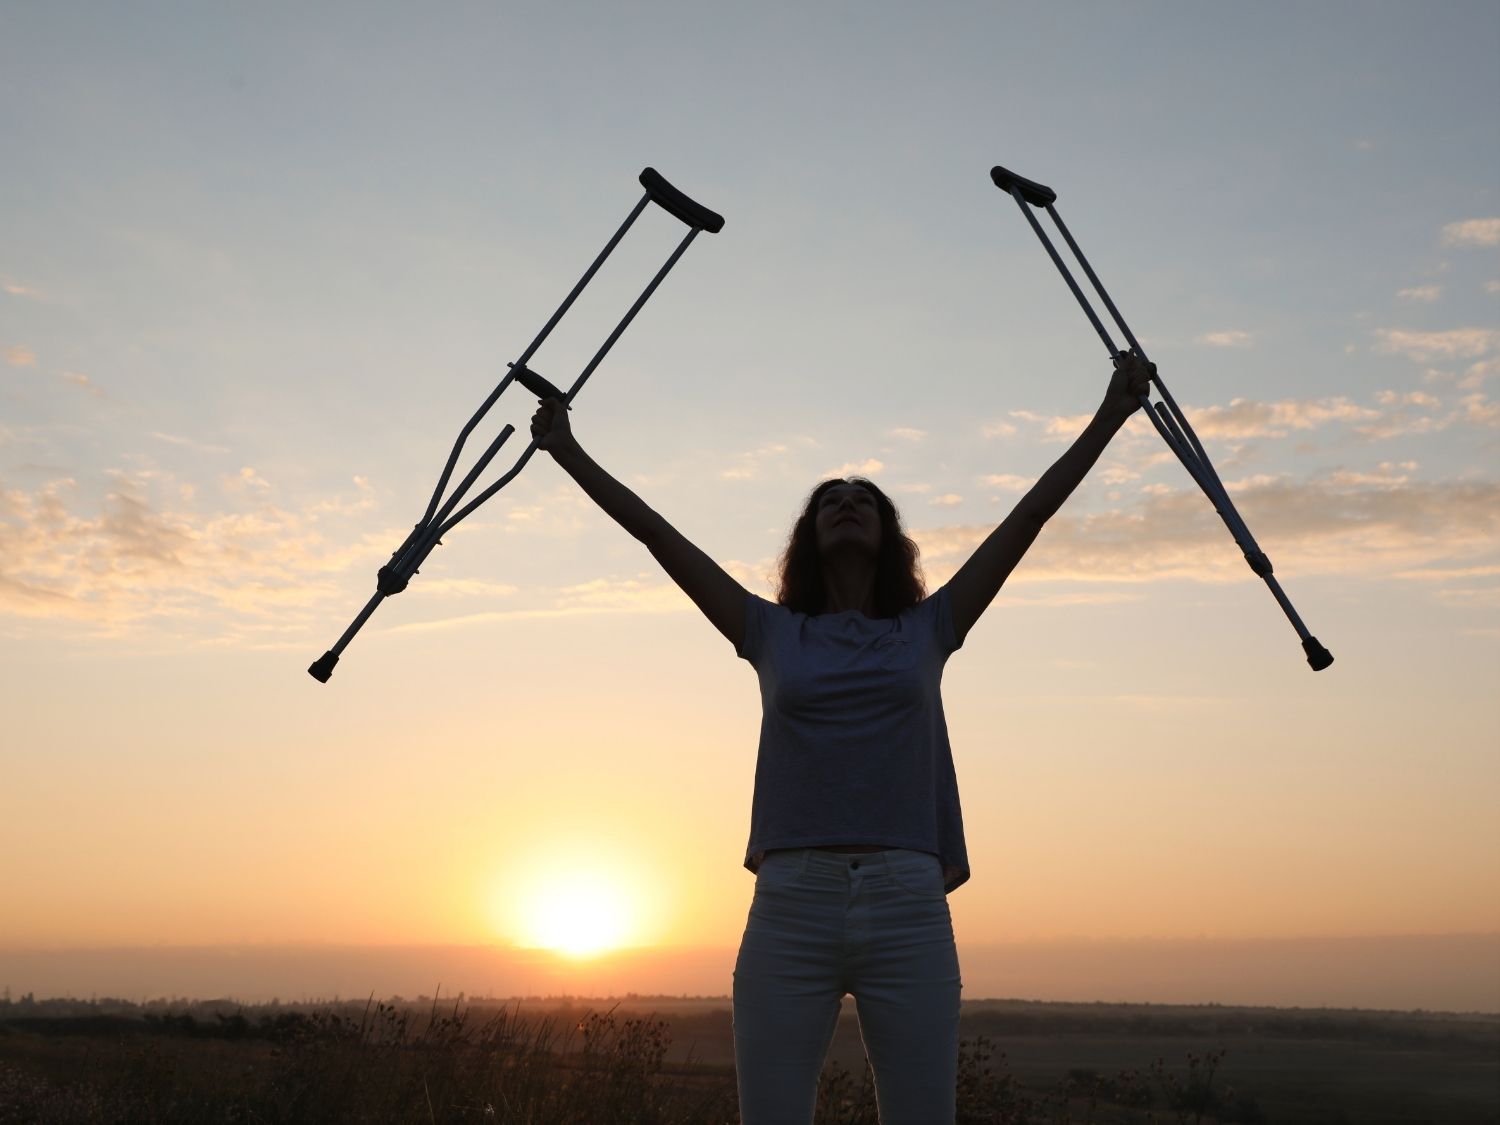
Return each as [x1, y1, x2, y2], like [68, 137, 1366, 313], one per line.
[745, 837, 970, 893]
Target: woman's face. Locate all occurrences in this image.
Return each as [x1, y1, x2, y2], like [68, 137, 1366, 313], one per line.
[814, 483, 882, 558]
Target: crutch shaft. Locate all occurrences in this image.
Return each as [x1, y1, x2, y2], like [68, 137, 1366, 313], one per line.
[379, 424, 520, 598]
[308, 588, 386, 682]
[416, 194, 653, 532]
[436, 227, 702, 536]
[309, 168, 725, 682]
[1044, 203, 1145, 359]
[563, 226, 701, 406]
[1007, 189, 1119, 356]
[991, 162, 1332, 671]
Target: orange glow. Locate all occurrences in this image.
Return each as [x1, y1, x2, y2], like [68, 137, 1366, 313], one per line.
[490, 856, 655, 959]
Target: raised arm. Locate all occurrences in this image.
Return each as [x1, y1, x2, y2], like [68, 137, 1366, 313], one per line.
[530, 397, 748, 650]
[947, 351, 1154, 646]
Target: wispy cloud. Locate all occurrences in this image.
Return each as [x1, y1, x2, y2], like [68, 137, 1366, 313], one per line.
[823, 458, 885, 478]
[930, 494, 963, 508]
[1322, 461, 1418, 488]
[980, 473, 1033, 492]
[1374, 391, 1439, 408]
[60, 372, 105, 398]
[5, 345, 36, 367]
[888, 427, 927, 442]
[389, 576, 693, 633]
[721, 442, 789, 481]
[0, 469, 386, 638]
[1397, 285, 1443, 303]
[1008, 409, 1098, 443]
[225, 466, 272, 494]
[2, 281, 38, 297]
[557, 576, 691, 613]
[1373, 327, 1498, 362]
[1440, 218, 1500, 247]
[151, 431, 231, 455]
[1391, 563, 1500, 582]
[418, 578, 521, 598]
[995, 382, 1494, 450]
[1196, 330, 1254, 348]
[993, 590, 1144, 607]
[1458, 393, 1500, 428]
[1159, 397, 1379, 440]
[914, 471, 1500, 589]
[1455, 358, 1497, 391]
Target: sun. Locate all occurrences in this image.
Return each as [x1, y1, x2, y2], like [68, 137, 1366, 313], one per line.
[505, 868, 640, 959]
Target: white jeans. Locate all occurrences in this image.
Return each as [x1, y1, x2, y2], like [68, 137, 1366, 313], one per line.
[732, 847, 963, 1124]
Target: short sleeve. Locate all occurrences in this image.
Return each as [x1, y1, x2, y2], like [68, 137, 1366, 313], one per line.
[736, 592, 777, 665]
[926, 583, 963, 655]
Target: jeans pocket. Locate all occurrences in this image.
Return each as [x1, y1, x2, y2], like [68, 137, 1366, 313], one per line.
[754, 849, 807, 890]
[889, 852, 947, 900]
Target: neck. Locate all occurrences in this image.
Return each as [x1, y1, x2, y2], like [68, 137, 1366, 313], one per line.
[821, 556, 877, 616]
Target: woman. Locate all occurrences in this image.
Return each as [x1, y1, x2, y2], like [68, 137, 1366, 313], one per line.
[530, 349, 1155, 1123]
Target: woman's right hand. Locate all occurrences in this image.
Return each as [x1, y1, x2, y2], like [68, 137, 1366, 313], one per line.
[530, 397, 578, 456]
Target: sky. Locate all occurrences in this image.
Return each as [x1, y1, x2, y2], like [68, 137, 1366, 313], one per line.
[2, 1, 1497, 1012]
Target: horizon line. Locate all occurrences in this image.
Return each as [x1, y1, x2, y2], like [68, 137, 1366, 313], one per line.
[4, 930, 1497, 953]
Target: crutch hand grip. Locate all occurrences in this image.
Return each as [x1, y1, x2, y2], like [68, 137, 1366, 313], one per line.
[990, 165, 1058, 207]
[640, 168, 725, 233]
[1302, 637, 1334, 671]
[509, 362, 570, 404]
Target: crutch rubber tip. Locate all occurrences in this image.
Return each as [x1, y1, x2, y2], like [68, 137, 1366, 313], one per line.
[308, 651, 339, 683]
[1302, 637, 1334, 672]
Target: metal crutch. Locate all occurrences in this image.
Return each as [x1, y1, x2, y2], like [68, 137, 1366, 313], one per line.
[308, 168, 726, 683]
[990, 164, 1333, 671]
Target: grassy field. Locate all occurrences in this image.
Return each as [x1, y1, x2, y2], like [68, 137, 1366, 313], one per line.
[0, 993, 1494, 1123]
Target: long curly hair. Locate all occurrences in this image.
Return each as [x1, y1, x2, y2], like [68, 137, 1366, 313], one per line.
[775, 477, 926, 617]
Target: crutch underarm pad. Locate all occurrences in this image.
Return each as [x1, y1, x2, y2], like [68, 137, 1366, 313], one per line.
[1302, 637, 1334, 671]
[990, 165, 1058, 207]
[640, 168, 725, 233]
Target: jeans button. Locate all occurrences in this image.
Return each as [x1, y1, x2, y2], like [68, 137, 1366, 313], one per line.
[850, 860, 861, 869]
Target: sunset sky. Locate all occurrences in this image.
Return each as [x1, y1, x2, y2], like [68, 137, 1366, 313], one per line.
[2, 2, 1497, 1012]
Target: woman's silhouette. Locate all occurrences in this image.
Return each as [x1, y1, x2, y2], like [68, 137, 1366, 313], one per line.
[531, 350, 1155, 1123]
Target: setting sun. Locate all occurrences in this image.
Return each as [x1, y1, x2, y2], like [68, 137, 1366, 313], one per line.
[501, 867, 643, 959]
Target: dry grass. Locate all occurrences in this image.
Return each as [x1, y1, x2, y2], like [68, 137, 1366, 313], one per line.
[0, 994, 1255, 1124]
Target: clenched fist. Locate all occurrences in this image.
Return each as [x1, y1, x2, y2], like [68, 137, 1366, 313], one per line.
[530, 397, 578, 456]
[1102, 348, 1156, 419]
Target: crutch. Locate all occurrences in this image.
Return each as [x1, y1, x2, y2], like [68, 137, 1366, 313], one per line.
[308, 168, 725, 683]
[990, 164, 1333, 671]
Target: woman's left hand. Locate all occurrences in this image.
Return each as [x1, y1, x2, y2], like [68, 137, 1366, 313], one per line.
[1102, 348, 1156, 420]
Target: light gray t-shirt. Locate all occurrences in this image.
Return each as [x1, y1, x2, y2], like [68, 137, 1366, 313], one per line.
[735, 584, 970, 893]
